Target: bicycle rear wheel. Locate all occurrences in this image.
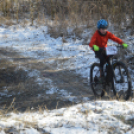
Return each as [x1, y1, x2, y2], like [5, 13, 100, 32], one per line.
[112, 62, 132, 100]
[90, 63, 105, 97]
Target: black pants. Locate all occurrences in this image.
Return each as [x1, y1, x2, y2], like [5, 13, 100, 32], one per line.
[95, 48, 110, 76]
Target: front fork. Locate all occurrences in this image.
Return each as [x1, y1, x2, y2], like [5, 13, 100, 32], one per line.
[108, 59, 120, 83]
[111, 61, 124, 83]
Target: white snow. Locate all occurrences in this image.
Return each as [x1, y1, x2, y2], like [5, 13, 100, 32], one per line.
[0, 89, 8, 97]
[0, 101, 133, 133]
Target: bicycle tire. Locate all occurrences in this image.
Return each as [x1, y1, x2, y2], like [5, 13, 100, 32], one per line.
[90, 63, 105, 97]
[112, 61, 132, 100]
[127, 56, 134, 69]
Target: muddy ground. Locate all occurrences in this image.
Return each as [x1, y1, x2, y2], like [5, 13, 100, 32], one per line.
[0, 47, 133, 114]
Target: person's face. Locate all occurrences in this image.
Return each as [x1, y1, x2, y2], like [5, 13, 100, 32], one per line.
[99, 28, 107, 35]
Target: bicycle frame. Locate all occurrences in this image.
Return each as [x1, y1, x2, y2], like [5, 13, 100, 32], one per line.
[94, 45, 126, 84]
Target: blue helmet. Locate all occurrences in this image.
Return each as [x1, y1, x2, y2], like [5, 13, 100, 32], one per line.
[97, 19, 108, 29]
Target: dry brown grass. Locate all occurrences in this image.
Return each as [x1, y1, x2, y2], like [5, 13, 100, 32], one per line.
[0, 1, 133, 43]
[0, 0, 133, 32]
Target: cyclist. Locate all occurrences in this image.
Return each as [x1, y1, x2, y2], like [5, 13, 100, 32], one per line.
[89, 19, 128, 80]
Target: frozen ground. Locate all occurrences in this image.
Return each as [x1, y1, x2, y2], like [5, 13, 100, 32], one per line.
[0, 101, 134, 134]
[0, 25, 134, 133]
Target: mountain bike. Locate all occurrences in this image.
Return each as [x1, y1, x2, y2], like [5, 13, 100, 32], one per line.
[90, 46, 132, 100]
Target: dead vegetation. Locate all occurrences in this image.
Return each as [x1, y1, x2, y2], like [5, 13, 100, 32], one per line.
[0, 0, 134, 38]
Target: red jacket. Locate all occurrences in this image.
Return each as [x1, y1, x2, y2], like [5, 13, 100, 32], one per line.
[89, 30, 123, 48]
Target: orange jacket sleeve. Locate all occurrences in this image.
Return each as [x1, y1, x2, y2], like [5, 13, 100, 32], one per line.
[108, 32, 123, 45]
[89, 31, 97, 48]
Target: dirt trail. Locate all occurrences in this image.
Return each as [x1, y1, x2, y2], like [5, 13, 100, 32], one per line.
[0, 47, 118, 112]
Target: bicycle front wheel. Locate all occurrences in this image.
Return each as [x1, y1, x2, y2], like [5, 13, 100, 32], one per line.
[112, 62, 132, 100]
[90, 63, 105, 97]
